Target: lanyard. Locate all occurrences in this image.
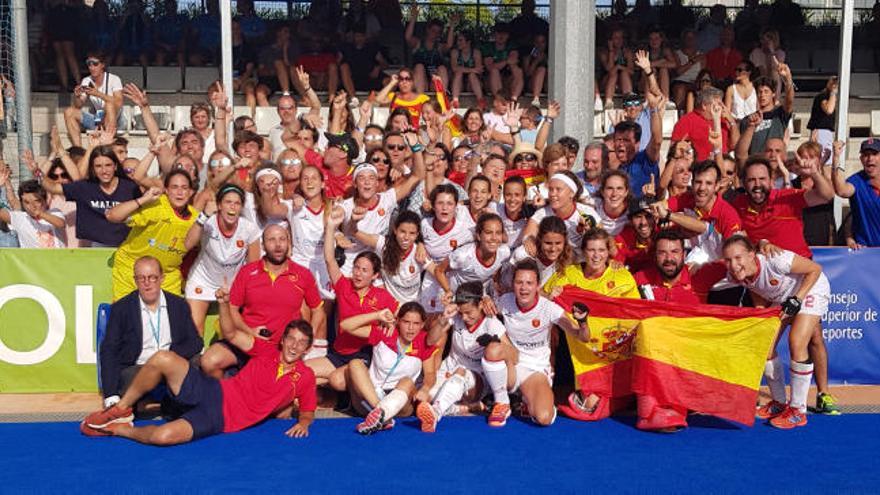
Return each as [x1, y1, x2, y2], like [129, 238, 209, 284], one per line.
[146, 306, 162, 348]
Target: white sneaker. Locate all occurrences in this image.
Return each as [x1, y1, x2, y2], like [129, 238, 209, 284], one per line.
[531, 97, 541, 108]
[349, 96, 360, 109]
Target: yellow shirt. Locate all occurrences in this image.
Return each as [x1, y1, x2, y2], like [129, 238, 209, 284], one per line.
[111, 195, 197, 300]
[545, 264, 641, 299]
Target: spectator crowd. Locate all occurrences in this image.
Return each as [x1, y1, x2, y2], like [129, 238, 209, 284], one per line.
[2, 0, 879, 446]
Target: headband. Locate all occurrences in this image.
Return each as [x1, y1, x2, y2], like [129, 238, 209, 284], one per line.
[353, 163, 378, 180]
[217, 184, 245, 201]
[550, 173, 578, 194]
[254, 168, 282, 183]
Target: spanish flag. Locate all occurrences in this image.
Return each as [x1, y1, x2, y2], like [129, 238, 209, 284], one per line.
[555, 287, 780, 426]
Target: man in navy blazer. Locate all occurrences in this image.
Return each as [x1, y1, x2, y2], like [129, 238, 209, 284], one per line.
[99, 256, 203, 408]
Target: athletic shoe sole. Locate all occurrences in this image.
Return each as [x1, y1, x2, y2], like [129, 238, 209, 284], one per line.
[85, 412, 135, 430]
[416, 402, 438, 433]
[356, 408, 386, 435]
[488, 405, 511, 428]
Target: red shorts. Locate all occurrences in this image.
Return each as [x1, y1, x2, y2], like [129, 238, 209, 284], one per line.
[296, 53, 336, 74]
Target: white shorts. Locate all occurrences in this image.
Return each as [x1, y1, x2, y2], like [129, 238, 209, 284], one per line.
[800, 273, 830, 317]
[511, 363, 552, 393]
[184, 267, 222, 301]
[429, 360, 481, 399]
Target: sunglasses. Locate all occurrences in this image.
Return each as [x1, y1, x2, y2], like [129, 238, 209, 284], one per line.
[515, 153, 538, 162]
[278, 105, 296, 111]
[386, 144, 407, 151]
[174, 162, 193, 170]
[371, 156, 390, 165]
[48, 172, 71, 180]
[209, 157, 232, 168]
[364, 134, 384, 142]
[735, 67, 748, 73]
[453, 155, 469, 162]
[398, 76, 413, 81]
[623, 100, 642, 108]
[85, 59, 102, 66]
[279, 158, 302, 167]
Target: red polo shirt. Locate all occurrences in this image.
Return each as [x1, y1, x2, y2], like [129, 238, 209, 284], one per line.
[614, 225, 655, 273]
[221, 338, 317, 433]
[229, 259, 322, 344]
[333, 276, 400, 355]
[634, 261, 727, 304]
[667, 192, 743, 238]
[304, 149, 353, 199]
[671, 111, 731, 161]
[731, 189, 811, 258]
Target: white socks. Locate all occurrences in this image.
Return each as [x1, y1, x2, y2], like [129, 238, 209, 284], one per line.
[378, 389, 409, 419]
[789, 360, 814, 412]
[433, 374, 468, 420]
[481, 357, 510, 405]
[764, 356, 787, 403]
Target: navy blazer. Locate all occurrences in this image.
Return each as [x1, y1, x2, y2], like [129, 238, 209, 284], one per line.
[99, 290, 203, 397]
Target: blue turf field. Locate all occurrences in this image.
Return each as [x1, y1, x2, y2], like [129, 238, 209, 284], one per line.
[1, 414, 878, 493]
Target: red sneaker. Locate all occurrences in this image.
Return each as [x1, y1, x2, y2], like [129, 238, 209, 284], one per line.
[80, 418, 131, 437]
[769, 406, 808, 429]
[488, 403, 511, 427]
[84, 404, 134, 430]
[416, 402, 439, 433]
[356, 407, 386, 435]
[756, 400, 787, 420]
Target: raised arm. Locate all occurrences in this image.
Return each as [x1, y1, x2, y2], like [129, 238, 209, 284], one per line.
[404, 4, 420, 48]
[123, 83, 160, 144]
[535, 101, 559, 151]
[777, 60, 795, 114]
[211, 88, 230, 154]
[106, 186, 162, 223]
[294, 66, 322, 117]
[215, 286, 255, 352]
[829, 140, 855, 198]
[393, 131, 427, 201]
[736, 112, 760, 167]
[323, 205, 345, 284]
[645, 95, 663, 163]
[376, 74, 399, 106]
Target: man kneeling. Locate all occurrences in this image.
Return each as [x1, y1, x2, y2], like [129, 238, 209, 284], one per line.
[80, 289, 317, 445]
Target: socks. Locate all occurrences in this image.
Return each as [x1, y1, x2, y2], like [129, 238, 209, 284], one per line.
[433, 374, 468, 421]
[481, 357, 510, 405]
[789, 360, 814, 412]
[378, 389, 409, 419]
[764, 356, 787, 403]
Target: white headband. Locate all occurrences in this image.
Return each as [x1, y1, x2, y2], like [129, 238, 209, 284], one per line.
[255, 168, 282, 183]
[353, 163, 378, 180]
[550, 173, 578, 194]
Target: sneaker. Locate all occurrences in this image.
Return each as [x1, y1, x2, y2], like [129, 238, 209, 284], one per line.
[349, 97, 360, 109]
[80, 418, 131, 437]
[416, 402, 439, 433]
[814, 392, 842, 416]
[356, 407, 386, 435]
[84, 404, 134, 430]
[530, 97, 541, 108]
[769, 406, 808, 429]
[488, 403, 511, 427]
[755, 400, 787, 420]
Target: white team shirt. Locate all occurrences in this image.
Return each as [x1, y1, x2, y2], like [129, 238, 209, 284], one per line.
[530, 203, 599, 249]
[186, 215, 261, 299]
[593, 199, 629, 236]
[375, 235, 425, 302]
[444, 315, 507, 373]
[8, 210, 66, 248]
[288, 203, 326, 267]
[447, 242, 511, 292]
[734, 251, 829, 304]
[497, 203, 528, 249]
[508, 245, 558, 287]
[369, 333, 434, 391]
[498, 293, 565, 370]
[81, 72, 123, 112]
[340, 190, 398, 274]
[419, 209, 476, 312]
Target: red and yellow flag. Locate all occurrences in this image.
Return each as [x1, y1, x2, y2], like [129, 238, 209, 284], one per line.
[556, 287, 780, 426]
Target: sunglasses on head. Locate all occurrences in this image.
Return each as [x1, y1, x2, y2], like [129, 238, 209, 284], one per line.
[371, 156, 390, 165]
[174, 162, 193, 171]
[279, 158, 302, 167]
[515, 153, 537, 162]
[364, 134, 384, 142]
[209, 157, 232, 168]
[386, 144, 407, 151]
[278, 105, 296, 111]
[85, 59, 101, 66]
[735, 67, 748, 73]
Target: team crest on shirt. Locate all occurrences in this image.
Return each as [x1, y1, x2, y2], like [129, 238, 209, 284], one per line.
[236, 239, 245, 248]
[288, 273, 299, 283]
[409, 265, 416, 273]
[769, 278, 779, 286]
[365, 296, 378, 307]
[450, 239, 458, 249]
[378, 208, 386, 216]
[195, 287, 203, 294]
[532, 319, 541, 328]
